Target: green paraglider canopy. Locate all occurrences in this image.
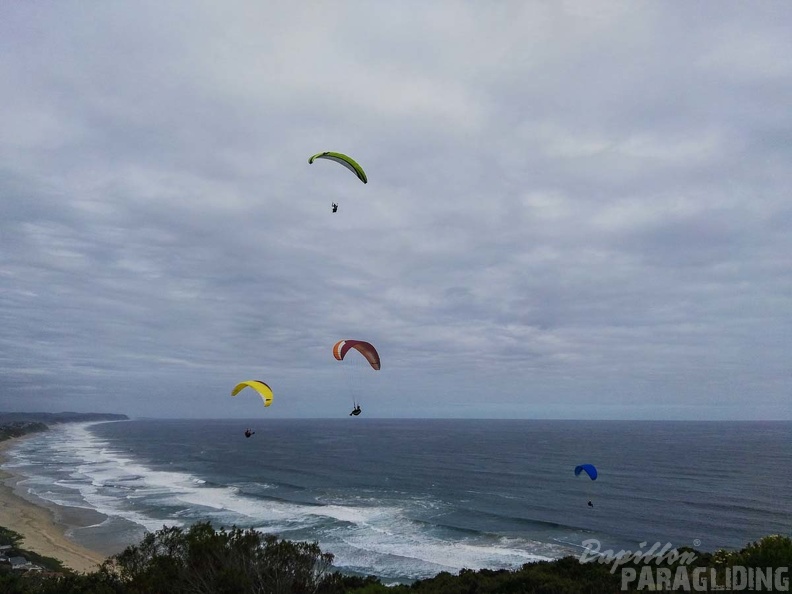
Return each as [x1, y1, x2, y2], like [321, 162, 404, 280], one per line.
[308, 151, 367, 184]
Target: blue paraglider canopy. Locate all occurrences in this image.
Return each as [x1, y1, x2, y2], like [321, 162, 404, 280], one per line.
[574, 464, 598, 480]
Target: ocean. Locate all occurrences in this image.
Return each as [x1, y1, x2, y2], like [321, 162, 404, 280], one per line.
[3, 419, 790, 582]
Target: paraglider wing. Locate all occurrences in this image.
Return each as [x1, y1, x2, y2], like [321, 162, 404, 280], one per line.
[231, 380, 273, 407]
[574, 464, 598, 480]
[332, 340, 380, 370]
[308, 151, 368, 184]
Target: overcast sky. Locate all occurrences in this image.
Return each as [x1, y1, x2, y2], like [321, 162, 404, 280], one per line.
[1, 2, 790, 420]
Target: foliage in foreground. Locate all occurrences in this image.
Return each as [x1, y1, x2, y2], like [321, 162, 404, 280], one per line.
[0, 522, 790, 594]
[0, 526, 65, 573]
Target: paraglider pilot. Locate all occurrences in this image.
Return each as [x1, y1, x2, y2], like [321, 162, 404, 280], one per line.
[587, 500, 593, 508]
[244, 428, 255, 438]
[349, 404, 361, 416]
[331, 202, 338, 213]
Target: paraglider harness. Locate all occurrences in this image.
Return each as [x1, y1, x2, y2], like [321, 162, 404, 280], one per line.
[331, 202, 338, 213]
[349, 401, 362, 416]
[244, 429, 255, 438]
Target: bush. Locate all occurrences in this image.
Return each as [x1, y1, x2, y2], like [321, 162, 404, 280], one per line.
[103, 521, 335, 594]
[2, 523, 790, 594]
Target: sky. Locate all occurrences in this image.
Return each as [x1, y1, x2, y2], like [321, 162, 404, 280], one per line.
[1, 2, 790, 420]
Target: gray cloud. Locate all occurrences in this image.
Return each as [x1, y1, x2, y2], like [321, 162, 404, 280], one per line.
[1, 2, 790, 419]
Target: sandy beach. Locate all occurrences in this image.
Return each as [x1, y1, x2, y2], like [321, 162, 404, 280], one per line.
[0, 438, 107, 573]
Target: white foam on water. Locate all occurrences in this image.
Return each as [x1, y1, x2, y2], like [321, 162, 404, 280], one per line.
[2, 423, 564, 581]
[323, 507, 554, 579]
[4, 424, 349, 533]
[304, 503, 391, 525]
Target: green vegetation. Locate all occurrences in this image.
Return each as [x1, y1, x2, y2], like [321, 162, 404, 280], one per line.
[0, 526, 66, 577]
[0, 522, 789, 594]
[0, 422, 48, 442]
[0, 413, 129, 444]
[0, 412, 128, 427]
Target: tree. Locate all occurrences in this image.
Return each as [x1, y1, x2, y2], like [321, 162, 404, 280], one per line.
[103, 522, 335, 594]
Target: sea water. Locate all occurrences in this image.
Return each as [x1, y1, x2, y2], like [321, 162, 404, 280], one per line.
[3, 419, 790, 582]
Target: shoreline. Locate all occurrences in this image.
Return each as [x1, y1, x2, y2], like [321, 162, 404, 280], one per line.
[0, 437, 108, 573]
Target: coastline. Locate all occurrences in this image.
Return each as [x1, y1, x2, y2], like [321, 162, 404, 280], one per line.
[0, 437, 107, 573]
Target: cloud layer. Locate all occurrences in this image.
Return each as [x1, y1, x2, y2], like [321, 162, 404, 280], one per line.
[2, 2, 790, 419]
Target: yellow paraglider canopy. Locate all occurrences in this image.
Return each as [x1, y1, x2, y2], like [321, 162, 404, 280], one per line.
[231, 380, 273, 407]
